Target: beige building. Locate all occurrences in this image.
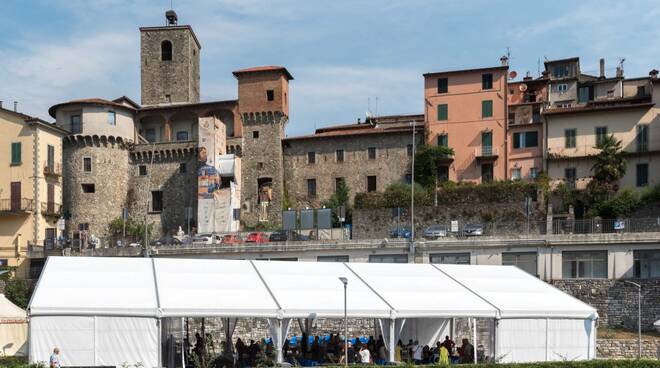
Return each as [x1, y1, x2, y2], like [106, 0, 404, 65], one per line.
[0, 106, 68, 278]
[543, 57, 660, 191]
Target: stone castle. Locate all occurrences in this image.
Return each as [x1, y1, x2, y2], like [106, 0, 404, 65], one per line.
[51, 11, 417, 241]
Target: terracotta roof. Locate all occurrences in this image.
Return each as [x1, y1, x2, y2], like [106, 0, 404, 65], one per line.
[232, 66, 294, 80]
[0, 106, 68, 135]
[543, 101, 654, 116]
[113, 96, 141, 109]
[284, 122, 423, 142]
[48, 98, 137, 118]
[423, 65, 508, 77]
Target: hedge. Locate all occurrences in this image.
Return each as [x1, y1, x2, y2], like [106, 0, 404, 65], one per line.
[325, 362, 660, 368]
[354, 181, 538, 209]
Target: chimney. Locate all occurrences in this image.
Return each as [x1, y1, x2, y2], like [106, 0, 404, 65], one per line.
[599, 58, 605, 78]
[616, 66, 623, 78]
[357, 118, 361, 124]
[13, 101, 18, 112]
[500, 55, 509, 66]
[649, 69, 658, 79]
[0, 101, 3, 109]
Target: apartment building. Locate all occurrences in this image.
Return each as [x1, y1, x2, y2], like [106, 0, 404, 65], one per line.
[543, 57, 660, 190]
[0, 106, 68, 278]
[424, 65, 508, 183]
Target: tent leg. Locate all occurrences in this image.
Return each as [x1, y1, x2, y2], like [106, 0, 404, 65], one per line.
[276, 319, 284, 364]
[388, 319, 396, 363]
[472, 318, 477, 364]
[450, 318, 455, 342]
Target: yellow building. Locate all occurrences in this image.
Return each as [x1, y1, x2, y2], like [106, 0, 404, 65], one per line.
[0, 107, 67, 279]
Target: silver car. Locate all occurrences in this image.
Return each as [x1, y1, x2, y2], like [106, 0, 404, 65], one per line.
[462, 224, 484, 236]
[423, 225, 448, 239]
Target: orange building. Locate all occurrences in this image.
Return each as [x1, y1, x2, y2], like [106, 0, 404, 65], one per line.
[424, 65, 508, 183]
[507, 75, 548, 180]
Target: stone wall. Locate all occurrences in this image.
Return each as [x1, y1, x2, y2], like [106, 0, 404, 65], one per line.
[283, 130, 423, 209]
[63, 138, 130, 240]
[129, 142, 198, 238]
[597, 339, 660, 359]
[552, 279, 660, 330]
[240, 112, 286, 227]
[353, 202, 543, 239]
[140, 26, 200, 106]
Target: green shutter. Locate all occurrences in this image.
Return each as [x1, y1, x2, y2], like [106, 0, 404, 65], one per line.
[482, 100, 493, 118]
[437, 104, 448, 121]
[11, 142, 21, 164]
[437, 134, 448, 147]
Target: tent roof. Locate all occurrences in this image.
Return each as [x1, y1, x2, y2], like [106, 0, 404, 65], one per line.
[29, 258, 597, 320]
[0, 294, 27, 320]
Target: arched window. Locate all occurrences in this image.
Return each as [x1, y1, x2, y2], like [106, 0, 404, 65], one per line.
[161, 40, 172, 61]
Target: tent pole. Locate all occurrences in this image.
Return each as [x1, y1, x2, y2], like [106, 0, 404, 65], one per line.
[388, 319, 396, 363]
[276, 319, 284, 364]
[545, 318, 549, 361]
[472, 318, 477, 364]
[450, 318, 455, 342]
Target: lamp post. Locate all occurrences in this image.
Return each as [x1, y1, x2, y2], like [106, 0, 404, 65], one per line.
[410, 121, 416, 260]
[338, 277, 348, 368]
[624, 280, 642, 359]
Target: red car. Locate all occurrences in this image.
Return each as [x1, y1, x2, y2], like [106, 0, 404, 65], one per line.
[245, 232, 269, 243]
[222, 234, 243, 245]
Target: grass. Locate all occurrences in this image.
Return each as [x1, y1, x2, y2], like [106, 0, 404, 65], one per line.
[598, 327, 660, 340]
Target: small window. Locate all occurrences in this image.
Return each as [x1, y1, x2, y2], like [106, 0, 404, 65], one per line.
[562, 251, 607, 279]
[529, 167, 538, 179]
[179, 163, 187, 174]
[437, 165, 449, 182]
[47, 145, 55, 168]
[257, 162, 264, 169]
[482, 73, 493, 90]
[565, 129, 577, 148]
[266, 90, 274, 101]
[10, 142, 21, 165]
[78, 223, 90, 231]
[595, 126, 608, 147]
[252, 130, 259, 139]
[307, 179, 317, 198]
[368, 147, 376, 160]
[511, 168, 521, 180]
[307, 152, 316, 164]
[637, 125, 649, 152]
[513, 131, 538, 149]
[481, 163, 493, 183]
[367, 175, 377, 192]
[637, 86, 646, 97]
[83, 157, 92, 173]
[107, 111, 116, 126]
[81, 184, 95, 193]
[161, 40, 172, 61]
[151, 191, 163, 212]
[565, 167, 577, 183]
[437, 134, 448, 147]
[176, 131, 189, 141]
[139, 165, 147, 176]
[430, 253, 470, 265]
[437, 78, 448, 93]
[437, 104, 448, 121]
[553, 65, 569, 78]
[71, 115, 82, 134]
[636, 163, 649, 187]
[482, 100, 493, 118]
[336, 149, 344, 162]
[335, 177, 345, 192]
[407, 144, 413, 156]
[165, 94, 171, 103]
[557, 84, 568, 93]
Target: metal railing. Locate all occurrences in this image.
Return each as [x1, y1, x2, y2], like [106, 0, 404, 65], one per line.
[40, 202, 62, 216]
[43, 161, 62, 176]
[474, 146, 499, 158]
[0, 198, 35, 213]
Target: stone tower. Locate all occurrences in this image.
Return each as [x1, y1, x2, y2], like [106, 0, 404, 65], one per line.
[140, 10, 200, 106]
[234, 66, 293, 227]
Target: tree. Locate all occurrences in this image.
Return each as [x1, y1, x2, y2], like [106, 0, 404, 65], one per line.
[1, 268, 30, 309]
[321, 178, 351, 225]
[108, 216, 153, 241]
[413, 145, 455, 188]
[587, 134, 627, 208]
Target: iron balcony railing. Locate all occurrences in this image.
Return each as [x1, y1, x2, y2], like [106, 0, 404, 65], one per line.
[474, 146, 499, 158]
[0, 198, 35, 213]
[40, 202, 62, 216]
[43, 161, 62, 177]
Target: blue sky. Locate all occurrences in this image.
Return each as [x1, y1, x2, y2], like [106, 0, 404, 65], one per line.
[1, 0, 659, 136]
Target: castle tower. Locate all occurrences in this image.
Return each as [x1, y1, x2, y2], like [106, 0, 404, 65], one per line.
[140, 10, 200, 106]
[234, 66, 293, 226]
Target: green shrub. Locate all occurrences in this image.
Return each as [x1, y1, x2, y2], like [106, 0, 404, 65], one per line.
[0, 357, 46, 368]
[594, 188, 642, 218]
[325, 360, 660, 368]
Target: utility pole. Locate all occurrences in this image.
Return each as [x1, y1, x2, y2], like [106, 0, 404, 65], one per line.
[410, 121, 415, 241]
[338, 277, 348, 368]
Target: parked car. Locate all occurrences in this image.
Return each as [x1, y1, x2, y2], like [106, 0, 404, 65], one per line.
[389, 228, 412, 239]
[246, 232, 269, 243]
[149, 236, 182, 247]
[192, 233, 221, 244]
[221, 234, 243, 245]
[269, 230, 310, 242]
[462, 224, 484, 236]
[423, 225, 448, 239]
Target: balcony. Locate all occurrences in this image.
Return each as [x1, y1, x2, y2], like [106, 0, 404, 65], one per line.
[43, 161, 62, 177]
[475, 146, 499, 160]
[0, 198, 35, 215]
[41, 202, 62, 217]
[436, 152, 454, 163]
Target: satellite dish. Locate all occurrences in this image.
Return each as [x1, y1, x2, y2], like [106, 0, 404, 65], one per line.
[519, 83, 528, 92]
[509, 71, 518, 80]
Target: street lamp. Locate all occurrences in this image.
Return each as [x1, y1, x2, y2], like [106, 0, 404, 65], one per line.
[624, 280, 642, 359]
[338, 277, 348, 368]
[410, 121, 416, 260]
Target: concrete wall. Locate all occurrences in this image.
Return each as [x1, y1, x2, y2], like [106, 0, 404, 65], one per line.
[424, 67, 508, 182]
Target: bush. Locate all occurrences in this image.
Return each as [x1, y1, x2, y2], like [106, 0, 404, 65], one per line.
[0, 357, 46, 368]
[325, 361, 660, 368]
[593, 189, 642, 218]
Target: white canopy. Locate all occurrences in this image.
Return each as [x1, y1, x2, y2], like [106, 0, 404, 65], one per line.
[30, 257, 596, 320]
[0, 294, 27, 320]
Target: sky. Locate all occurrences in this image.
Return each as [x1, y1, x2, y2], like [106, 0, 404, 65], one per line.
[1, 0, 660, 136]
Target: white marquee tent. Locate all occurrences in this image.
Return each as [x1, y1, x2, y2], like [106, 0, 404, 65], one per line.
[28, 257, 597, 367]
[0, 294, 27, 357]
